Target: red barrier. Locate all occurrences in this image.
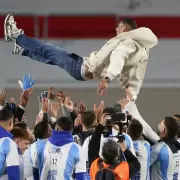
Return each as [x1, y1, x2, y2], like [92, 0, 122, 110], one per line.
[47, 15, 116, 39]
[0, 15, 180, 38]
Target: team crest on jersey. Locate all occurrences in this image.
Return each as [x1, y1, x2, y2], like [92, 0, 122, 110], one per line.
[56, 148, 61, 153]
[49, 146, 62, 156]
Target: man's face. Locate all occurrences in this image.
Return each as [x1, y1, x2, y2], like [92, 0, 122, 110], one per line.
[158, 120, 166, 138]
[116, 22, 127, 35]
[17, 139, 29, 154]
[7, 119, 13, 132]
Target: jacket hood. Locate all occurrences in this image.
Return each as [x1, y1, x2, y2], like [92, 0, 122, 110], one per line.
[48, 130, 74, 146]
[117, 27, 158, 49]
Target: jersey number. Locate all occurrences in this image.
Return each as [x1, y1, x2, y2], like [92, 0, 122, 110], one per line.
[51, 158, 58, 165]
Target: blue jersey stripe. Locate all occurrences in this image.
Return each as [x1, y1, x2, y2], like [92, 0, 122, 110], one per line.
[0, 138, 10, 176]
[64, 143, 79, 179]
[36, 140, 47, 176]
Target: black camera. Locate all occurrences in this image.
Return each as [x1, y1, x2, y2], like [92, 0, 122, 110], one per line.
[111, 112, 126, 123]
[102, 103, 132, 139]
[106, 103, 126, 124]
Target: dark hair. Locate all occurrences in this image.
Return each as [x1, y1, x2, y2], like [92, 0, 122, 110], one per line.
[164, 117, 179, 138]
[56, 116, 73, 131]
[81, 111, 96, 128]
[177, 121, 180, 138]
[102, 139, 119, 164]
[11, 127, 30, 140]
[128, 120, 143, 140]
[14, 122, 28, 130]
[174, 114, 180, 120]
[0, 104, 13, 122]
[49, 121, 56, 130]
[34, 120, 51, 140]
[121, 19, 137, 30]
[173, 115, 180, 138]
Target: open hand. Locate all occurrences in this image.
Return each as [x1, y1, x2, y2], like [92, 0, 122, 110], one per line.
[19, 74, 35, 91]
[47, 87, 56, 100]
[20, 89, 32, 108]
[94, 101, 104, 123]
[117, 98, 129, 111]
[50, 102, 60, 119]
[97, 79, 108, 96]
[0, 90, 6, 106]
[77, 101, 87, 114]
[42, 97, 48, 113]
[64, 96, 74, 112]
[56, 90, 66, 104]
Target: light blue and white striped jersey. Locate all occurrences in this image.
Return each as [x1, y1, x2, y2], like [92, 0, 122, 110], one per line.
[172, 150, 180, 180]
[18, 154, 25, 180]
[30, 139, 86, 180]
[24, 139, 46, 180]
[0, 137, 20, 179]
[132, 140, 151, 180]
[23, 148, 33, 180]
[150, 142, 176, 180]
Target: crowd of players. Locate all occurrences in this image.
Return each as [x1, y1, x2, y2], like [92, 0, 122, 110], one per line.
[0, 74, 180, 180]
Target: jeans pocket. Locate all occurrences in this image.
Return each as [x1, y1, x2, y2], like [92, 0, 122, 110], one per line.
[69, 53, 81, 60]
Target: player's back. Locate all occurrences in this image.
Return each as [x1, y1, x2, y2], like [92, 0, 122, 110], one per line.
[0, 137, 19, 179]
[36, 139, 86, 180]
[150, 142, 175, 180]
[132, 140, 151, 180]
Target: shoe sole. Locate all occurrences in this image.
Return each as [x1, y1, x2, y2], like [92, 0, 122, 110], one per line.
[4, 14, 13, 42]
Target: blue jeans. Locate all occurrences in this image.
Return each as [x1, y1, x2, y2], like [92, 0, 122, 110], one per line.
[16, 34, 85, 81]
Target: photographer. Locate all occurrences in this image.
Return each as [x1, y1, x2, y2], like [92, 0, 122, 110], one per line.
[89, 114, 140, 180]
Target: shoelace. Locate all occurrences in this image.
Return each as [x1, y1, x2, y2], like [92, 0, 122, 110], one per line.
[7, 21, 17, 33]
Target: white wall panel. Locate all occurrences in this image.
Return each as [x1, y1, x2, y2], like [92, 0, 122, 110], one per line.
[0, 0, 180, 15]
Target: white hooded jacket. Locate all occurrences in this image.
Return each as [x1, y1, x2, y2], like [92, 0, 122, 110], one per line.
[84, 27, 158, 99]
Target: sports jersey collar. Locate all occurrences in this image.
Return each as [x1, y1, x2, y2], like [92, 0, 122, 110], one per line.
[18, 148, 22, 155]
[49, 130, 74, 146]
[159, 137, 180, 153]
[0, 126, 13, 139]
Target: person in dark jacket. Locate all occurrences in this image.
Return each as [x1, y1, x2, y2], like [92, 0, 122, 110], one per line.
[88, 114, 140, 180]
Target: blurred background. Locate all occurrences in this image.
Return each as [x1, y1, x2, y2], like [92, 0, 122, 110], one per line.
[0, 0, 180, 129]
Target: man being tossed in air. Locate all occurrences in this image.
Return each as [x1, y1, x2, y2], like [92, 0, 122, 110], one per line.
[4, 14, 158, 99]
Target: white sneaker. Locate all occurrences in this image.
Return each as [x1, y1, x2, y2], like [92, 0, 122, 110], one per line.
[4, 14, 24, 42]
[12, 43, 24, 55]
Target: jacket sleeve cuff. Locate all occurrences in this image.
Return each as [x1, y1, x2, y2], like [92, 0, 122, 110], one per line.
[104, 73, 115, 81]
[0, 105, 3, 110]
[19, 105, 25, 111]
